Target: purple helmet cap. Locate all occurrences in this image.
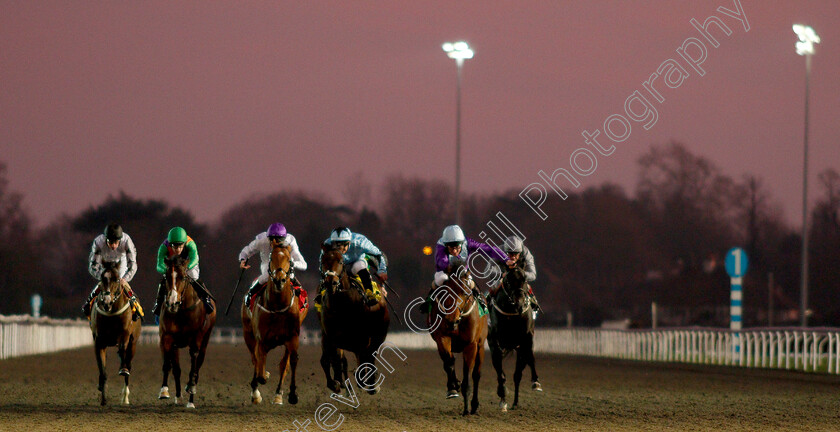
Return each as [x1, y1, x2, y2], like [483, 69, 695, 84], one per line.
[267, 223, 287, 237]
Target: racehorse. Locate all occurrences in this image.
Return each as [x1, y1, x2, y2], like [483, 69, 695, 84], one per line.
[242, 244, 308, 405]
[317, 245, 389, 395]
[158, 255, 216, 408]
[89, 261, 142, 406]
[487, 267, 541, 411]
[429, 259, 488, 415]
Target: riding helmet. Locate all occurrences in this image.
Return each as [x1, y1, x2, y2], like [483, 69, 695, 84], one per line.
[330, 227, 352, 243]
[503, 236, 524, 253]
[441, 225, 465, 244]
[267, 223, 287, 238]
[104, 223, 123, 242]
[167, 227, 188, 243]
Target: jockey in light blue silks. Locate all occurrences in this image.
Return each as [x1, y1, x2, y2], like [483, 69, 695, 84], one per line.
[319, 227, 388, 307]
[239, 222, 308, 307]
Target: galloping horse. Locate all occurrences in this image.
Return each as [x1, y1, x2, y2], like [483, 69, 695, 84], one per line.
[429, 259, 488, 415]
[318, 245, 389, 394]
[487, 267, 541, 411]
[89, 261, 142, 406]
[158, 255, 216, 408]
[242, 244, 308, 405]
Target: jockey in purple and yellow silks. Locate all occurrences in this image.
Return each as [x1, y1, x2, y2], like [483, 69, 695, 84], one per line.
[152, 227, 214, 316]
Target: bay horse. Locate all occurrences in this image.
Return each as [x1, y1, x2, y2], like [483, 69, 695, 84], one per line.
[429, 259, 488, 415]
[89, 261, 141, 406]
[158, 255, 216, 408]
[317, 245, 389, 395]
[488, 267, 541, 411]
[241, 244, 308, 405]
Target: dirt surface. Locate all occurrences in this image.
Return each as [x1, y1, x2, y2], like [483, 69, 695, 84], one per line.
[1, 343, 840, 431]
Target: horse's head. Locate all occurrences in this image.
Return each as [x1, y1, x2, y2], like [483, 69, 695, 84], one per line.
[499, 267, 530, 315]
[96, 261, 124, 313]
[320, 243, 346, 295]
[268, 244, 293, 295]
[433, 259, 477, 331]
[163, 255, 190, 314]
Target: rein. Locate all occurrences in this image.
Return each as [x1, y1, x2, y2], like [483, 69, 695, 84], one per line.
[492, 275, 531, 317]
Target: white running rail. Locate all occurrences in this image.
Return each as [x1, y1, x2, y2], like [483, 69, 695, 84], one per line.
[535, 328, 840, 374]
[6, 318, 840, 375]
[0, 315, 91, 360]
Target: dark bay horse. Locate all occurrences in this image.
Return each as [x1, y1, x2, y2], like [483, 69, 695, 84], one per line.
[89, 261, 141, 405]
[158, 255, 216, 408]
[317, 245, 389, 395]
[429, 260, 488, 415]
[488, 267, 540, 411]
[242, 244, 308, 405]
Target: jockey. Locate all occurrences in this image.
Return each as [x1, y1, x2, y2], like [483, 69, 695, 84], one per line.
[490, 236, 541, 315]
[152, 227, 214, 316]
[429, 224, 507, 311]
[239, 222, 308, 307]
[82, 223, 142, 320]
[320, 227, 387, 307]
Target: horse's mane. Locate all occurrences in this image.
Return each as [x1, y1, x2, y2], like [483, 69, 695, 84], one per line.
[165, 255, 189, 273]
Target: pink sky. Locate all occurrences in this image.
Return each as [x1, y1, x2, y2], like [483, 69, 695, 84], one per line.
[2, 1, 838, 227]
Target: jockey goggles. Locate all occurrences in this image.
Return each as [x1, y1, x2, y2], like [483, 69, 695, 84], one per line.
[333, 241, 350, 248]
[444, 241, 462, 248]
[269, 235, 286, 243]
[170, 242, 185, 248]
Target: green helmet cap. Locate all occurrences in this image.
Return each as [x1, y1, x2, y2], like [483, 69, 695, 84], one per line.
[167, 227, 188, 243]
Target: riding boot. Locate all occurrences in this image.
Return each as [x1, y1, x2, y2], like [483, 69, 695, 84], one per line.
[192, 279, 215, 314]
[530, 293, 541, 318]
[82, 283, 100, 317]
[152, 279, 165, 316]
[357, 269, 378, 306]
[244, 279, 267, 307]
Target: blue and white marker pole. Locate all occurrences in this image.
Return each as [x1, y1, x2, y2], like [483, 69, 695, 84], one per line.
[725, 247, 749, 361]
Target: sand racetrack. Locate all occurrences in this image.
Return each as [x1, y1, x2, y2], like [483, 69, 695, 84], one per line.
[1, 342, 839, 431]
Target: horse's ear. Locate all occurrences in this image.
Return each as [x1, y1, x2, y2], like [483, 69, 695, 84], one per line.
[321, 242, 331, 252]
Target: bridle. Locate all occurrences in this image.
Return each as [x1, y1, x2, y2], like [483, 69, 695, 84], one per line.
[95, 277, 130, 317]
[492, 270, 531, 317]
[259, 248, 295, 314]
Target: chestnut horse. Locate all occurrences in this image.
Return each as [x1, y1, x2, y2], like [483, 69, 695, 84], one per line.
[317, 245, 389, 395]
[429, 259, 488, 415]
[158, 255, 216, 408]
[89, 261, 141, 406]
[487, 267, 541, 412]
[242, 244, 308, 405]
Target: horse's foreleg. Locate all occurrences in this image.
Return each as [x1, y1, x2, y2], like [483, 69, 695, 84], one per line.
[185, 344, 199, 408]
[471, 340, 485, 415]
[172, 348, 182, 404]
[287, 339, 300, 404]
[319, 338, 337, 392]
[436, 339, 459, 398]
[159, 337, 173, 400]
[525, 335, 541, 391]
[491, 344, 507, 409]
[274, 346, 290, 405]
[460, 343, 477, 416]
[95, 344, 107, 406]
[512, 348, 526, 408]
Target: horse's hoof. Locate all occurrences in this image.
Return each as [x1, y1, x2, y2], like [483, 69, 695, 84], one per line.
[158, 386, 170, 399]
[186, 402, 195, 409]
[252, 389, 262, 404]
[446, 390, 460, 399]
[288, 393, 298, 405]
[121, 387, 130, 405]
[118, 368, 130, 377]
[532, 381, 543, 392]
[100, 396, 106, 406]
[186, 385, 196, 395]
[366, 387, 380, 395]
[500, 401, 508, 412]
[272, 394, 283, 405]
[173, 396, 179, 405]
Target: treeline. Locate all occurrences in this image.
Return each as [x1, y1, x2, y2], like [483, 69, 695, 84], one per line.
[1, 142, 839, 328]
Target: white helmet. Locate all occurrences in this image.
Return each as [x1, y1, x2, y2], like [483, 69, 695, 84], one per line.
[441, 225, 465, 244]
[503, 236, 524, 253]
[330, 227, 352, 243]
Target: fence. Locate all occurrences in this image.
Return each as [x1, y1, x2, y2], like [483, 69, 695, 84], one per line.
[6, 316, 840, 375]
[0, 315, 92, 360]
